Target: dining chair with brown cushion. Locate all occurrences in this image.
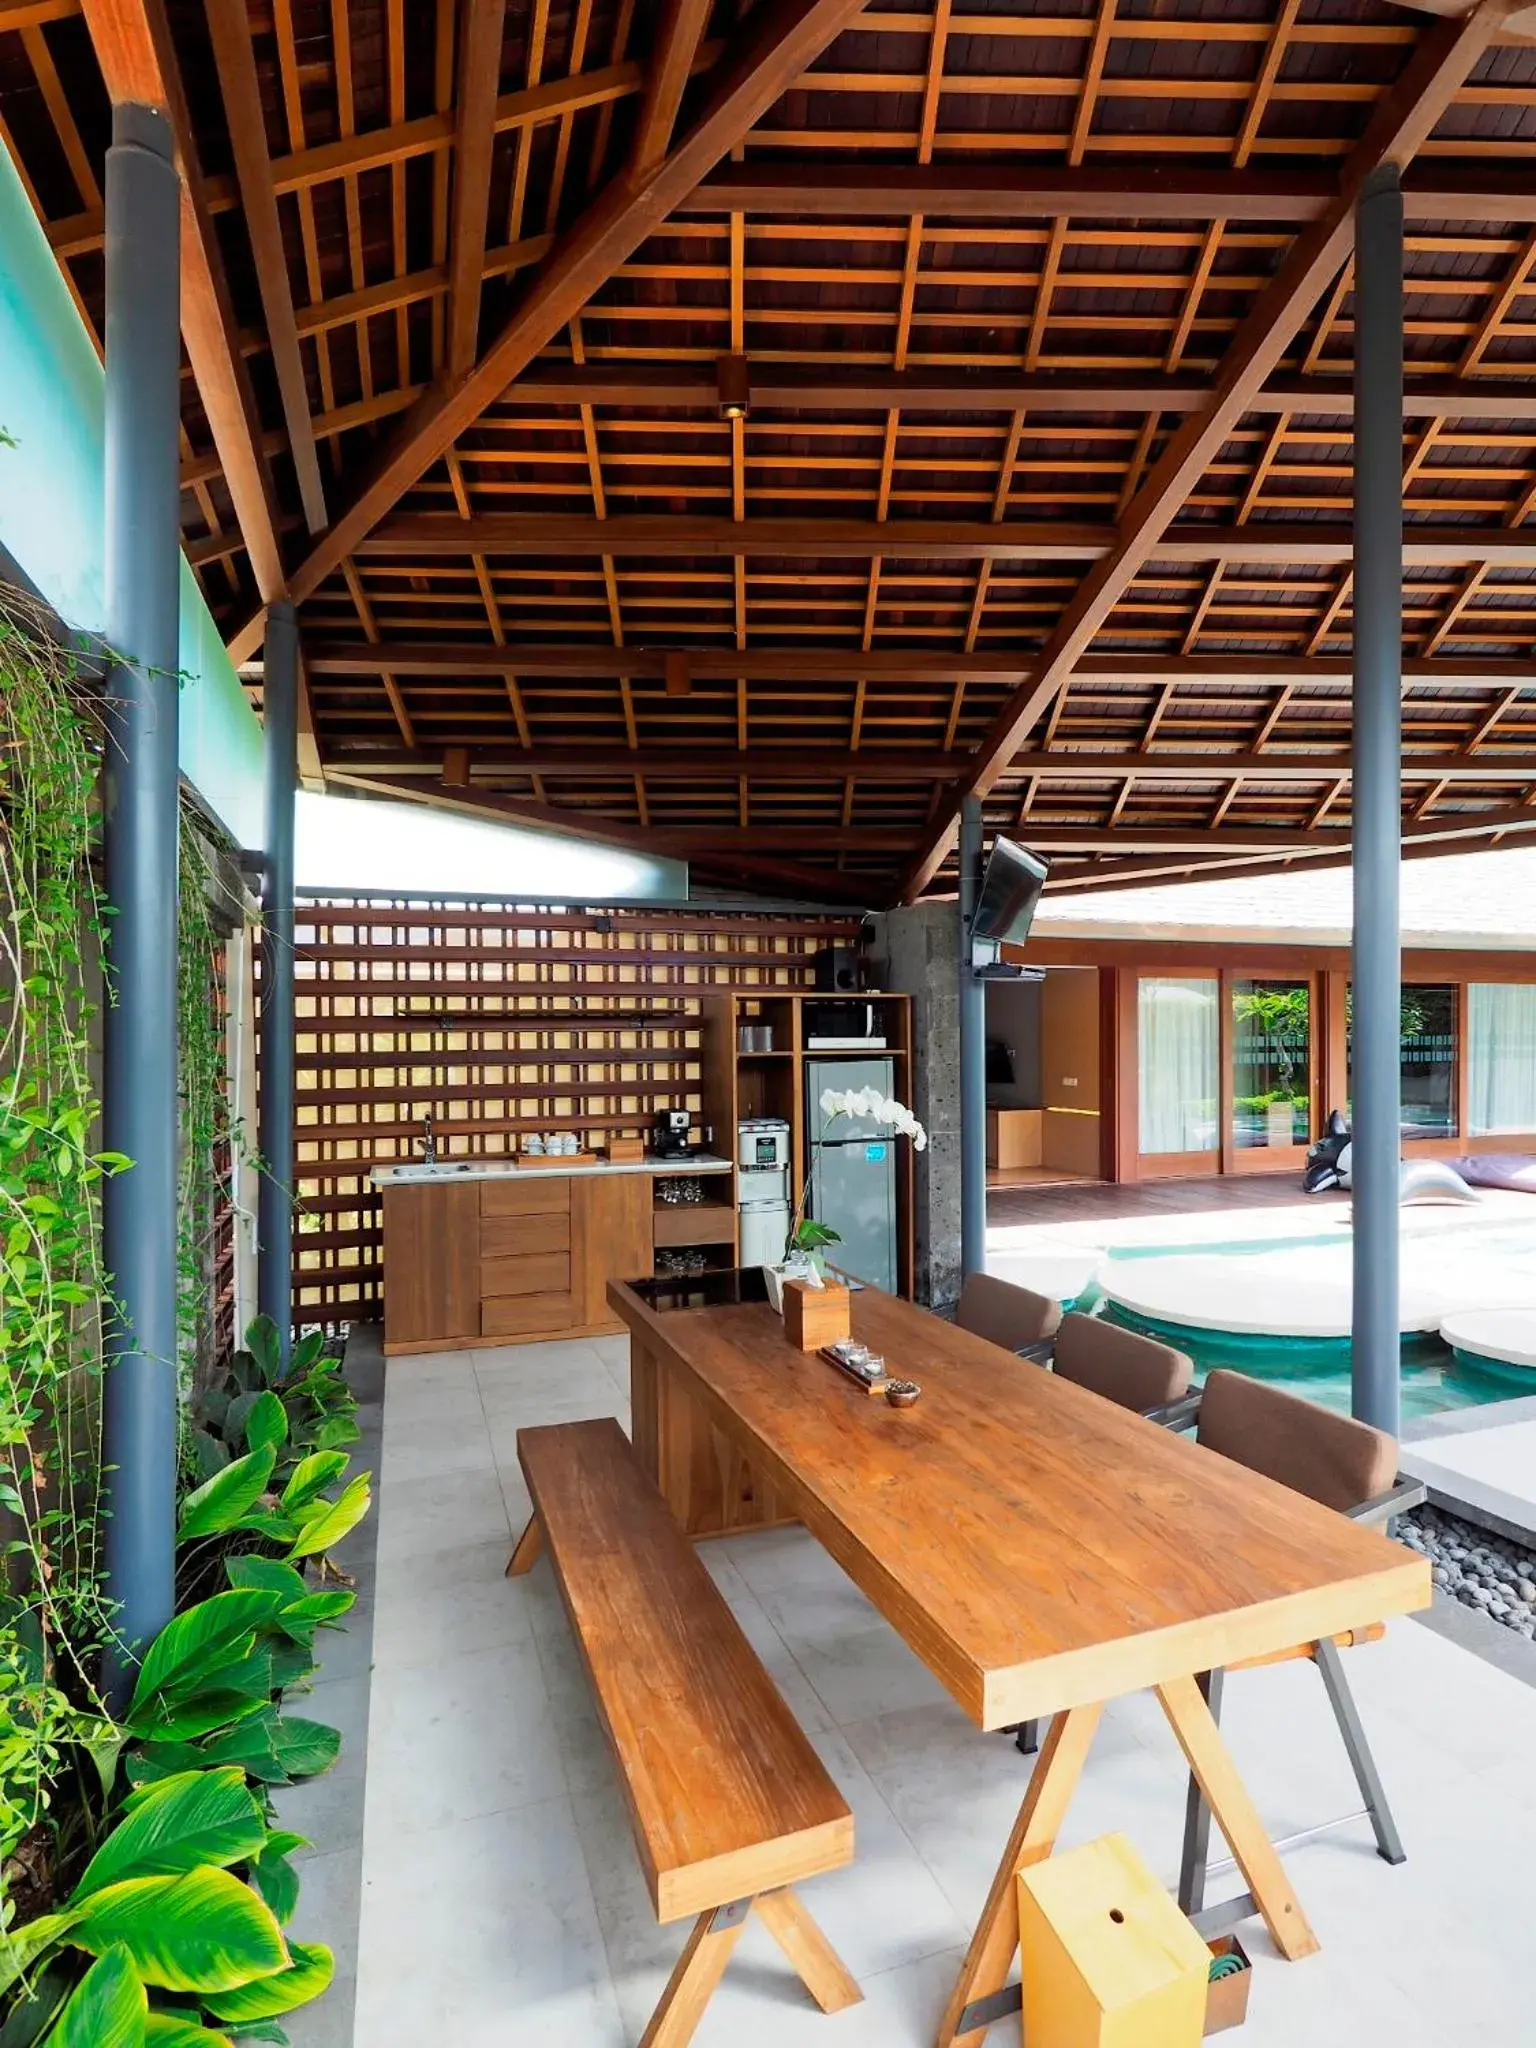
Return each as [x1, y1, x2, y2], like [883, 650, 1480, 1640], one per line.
[955, 1272, 1063, 1355]
[1176, 1369, 1420, 1929]
[1051, 1312, 1194, 1415]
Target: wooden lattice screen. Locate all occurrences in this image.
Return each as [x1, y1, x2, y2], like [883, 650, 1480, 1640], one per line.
[286, 894, 861, 1328]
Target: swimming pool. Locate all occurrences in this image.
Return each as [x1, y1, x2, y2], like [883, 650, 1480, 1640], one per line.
[1061, 1210, 1536, 1419]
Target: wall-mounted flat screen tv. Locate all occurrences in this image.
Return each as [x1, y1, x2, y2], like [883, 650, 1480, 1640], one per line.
[972, 835, 1050, 947]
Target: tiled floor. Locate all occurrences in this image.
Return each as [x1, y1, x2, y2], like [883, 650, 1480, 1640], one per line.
[349, 1333, 1536, 2046]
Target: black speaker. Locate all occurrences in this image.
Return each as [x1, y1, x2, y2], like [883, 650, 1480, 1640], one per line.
[813, 945, 862, 992]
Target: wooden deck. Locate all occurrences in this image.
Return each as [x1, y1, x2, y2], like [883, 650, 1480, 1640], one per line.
[988, 1173, 1348, 1230]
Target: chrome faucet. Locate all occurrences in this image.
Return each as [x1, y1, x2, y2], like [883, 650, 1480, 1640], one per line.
[421, 1112, 437, 1166]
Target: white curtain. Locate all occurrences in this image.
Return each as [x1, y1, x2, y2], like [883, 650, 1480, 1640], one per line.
[1468, 984, 1536, 1135]
[1138, 978, 1219, 1154]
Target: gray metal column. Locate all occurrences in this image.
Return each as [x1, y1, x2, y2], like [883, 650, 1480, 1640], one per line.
[258, 600, 299, 1375]
[958, 795, 987, 1278]
[100, 103, 182, 1694]
[1351, 163, 1404, 1436]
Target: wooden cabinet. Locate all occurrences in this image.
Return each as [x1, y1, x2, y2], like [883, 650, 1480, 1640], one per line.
[380, 1181, 480, 1350]
[382, 1169, 690, 1355]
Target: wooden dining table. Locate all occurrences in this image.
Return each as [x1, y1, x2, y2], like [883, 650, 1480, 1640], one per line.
[609, 1275, 1431, 2048]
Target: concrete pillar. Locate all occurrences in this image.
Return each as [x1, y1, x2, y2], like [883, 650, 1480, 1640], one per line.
[875, 903, 961, 1307]
[100, 102, 182, 1692]
[1351, 164, 1404, 1437]
[258, 601, 299, 1374]
[958, 797, 987, 1278]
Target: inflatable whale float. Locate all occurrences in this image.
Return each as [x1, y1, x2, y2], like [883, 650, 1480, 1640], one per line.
[1303, 1109, 1479, 1205]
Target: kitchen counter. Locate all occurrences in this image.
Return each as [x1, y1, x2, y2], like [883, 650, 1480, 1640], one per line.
[378, 1153, 739, 1355]
[372, 1154, 731, 1188]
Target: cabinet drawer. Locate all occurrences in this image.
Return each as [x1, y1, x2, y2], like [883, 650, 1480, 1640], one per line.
[653, 1205, 738, 1249]
[480, 1252, 571, 1298]
[482, 1291, 575, 1338]
[481, 1211, 570, 1260]
[481, 1176, 571, 1218]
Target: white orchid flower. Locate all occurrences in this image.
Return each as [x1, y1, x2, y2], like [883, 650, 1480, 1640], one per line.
[817, 1085, 927, 1152]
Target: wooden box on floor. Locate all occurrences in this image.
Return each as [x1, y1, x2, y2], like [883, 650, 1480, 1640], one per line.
[782, 1278, 851, 1350]
[1203, 1937, 1252, 2035]
[1017, 1833, 1210, 2048]
[988, 1107, 1043, 1170]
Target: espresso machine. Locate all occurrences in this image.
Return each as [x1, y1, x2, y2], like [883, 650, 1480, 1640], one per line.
[650, 1108, 693, 1159]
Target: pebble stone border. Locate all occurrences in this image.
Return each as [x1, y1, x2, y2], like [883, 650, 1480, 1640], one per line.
[1399, 1503, 1536, 1639]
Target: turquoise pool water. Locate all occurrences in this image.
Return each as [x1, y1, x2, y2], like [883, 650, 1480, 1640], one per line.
[1067, 1217, 1536, 1418]
[1099, 1300, 1531, 1421]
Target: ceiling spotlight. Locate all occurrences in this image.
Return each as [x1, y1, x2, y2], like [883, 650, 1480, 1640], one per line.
[664, 651, 692, 698]
[716, 352, 751, 421]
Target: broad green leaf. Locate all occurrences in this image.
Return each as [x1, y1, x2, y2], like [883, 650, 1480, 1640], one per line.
[203, 1943, 332, 2023]
[71, 1870, 289, 1993]
[285, 1476, 370, 1561]
[41, 1945, 145, 2048]
[278, 1592, 353, 1629]
[244, 1319, 281, 1387]
[290, 1330, 325, 1375]
[0, 1915, 79, 2001]
[269, 1720, 340, 1781]
[190, 1432, 230, 1484]
[249, 1844, 299, 1927]
[144, 2019, 233, 2045]
[224, 1559, 307, 1604]
[243, 1393, 287, 1456]
[278, 1454, 347, 1515]
[73, 1770, 266, 1900]
[178, 1450, 277, 1543]
[309, 1417, 359, 1453]
[125, 1693, 267, 1745]
[130, 1594, 285, 1717]
[193, 1650, 275, 1704]
[0, 1960, 77, 2048]
[267, 1642, 315, 1692]
[195, 1712, 283, 1783]
[223, 1393, 259, 1447]
[218, 2026, 286, 2046]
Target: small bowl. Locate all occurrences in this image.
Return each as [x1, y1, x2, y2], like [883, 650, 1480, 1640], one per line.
[884, 1380, 921, 1408]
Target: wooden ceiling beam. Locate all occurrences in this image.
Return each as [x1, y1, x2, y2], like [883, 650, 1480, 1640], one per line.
[500, 362, 1536, 421]
[683, 159, 1536, 224]
[446, 0, 509, 377]
[272, 0, 874, 621]
[898, 0, 1521, 902]
[318, 745, 1536, 785]
[355, 510, 1536, 568]
[632, 0, 715, 175]
[299, 643, 1536, 690]
[43, 53, 702, 258]
[205, 0, 326, 533]
[80, 0, 286, 601]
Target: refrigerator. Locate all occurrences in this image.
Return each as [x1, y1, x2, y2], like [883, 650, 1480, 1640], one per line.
[805, 1057, 899, 1293]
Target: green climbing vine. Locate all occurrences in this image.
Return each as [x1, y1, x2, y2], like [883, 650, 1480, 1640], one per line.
[0, 592, 121, 1869]
[176, 822, 233, 1420]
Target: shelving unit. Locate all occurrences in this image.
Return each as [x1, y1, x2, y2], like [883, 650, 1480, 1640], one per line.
[698, 991, 916, 1298]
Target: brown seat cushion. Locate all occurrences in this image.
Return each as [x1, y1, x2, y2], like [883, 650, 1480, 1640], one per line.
[1196, 1368, 1397, 1513]
[955, 1272, 1063, 1352]
[1051, 1312, 1193, 1413]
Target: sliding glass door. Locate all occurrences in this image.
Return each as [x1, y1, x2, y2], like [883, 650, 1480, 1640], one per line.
[1469, 984, 1536, 1136]
[1230, 978, 1313, 1159]
[1137, 976, 1219, 1171]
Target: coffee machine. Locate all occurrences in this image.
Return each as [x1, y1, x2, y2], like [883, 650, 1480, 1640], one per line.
[650, 1108, 693, 1159]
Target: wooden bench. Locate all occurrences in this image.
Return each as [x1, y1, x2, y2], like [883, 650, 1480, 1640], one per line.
[510, 1417, 861, 2048]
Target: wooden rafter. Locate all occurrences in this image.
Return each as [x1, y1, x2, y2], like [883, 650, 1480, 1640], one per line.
[315, 746, 1536, 786]
[446, 0, 509, 378]
[898, 0, 1521, 901]
[632, 0, 715, 176]
[79, 0, 286, 600]
[352, 511, 1536, 569]
[258, 0, 873, 651]
[205, 0, 327, 533]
